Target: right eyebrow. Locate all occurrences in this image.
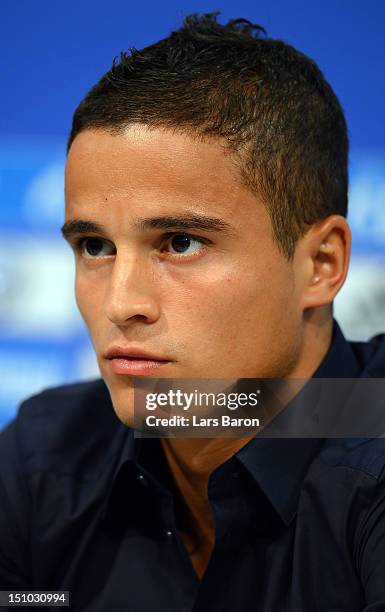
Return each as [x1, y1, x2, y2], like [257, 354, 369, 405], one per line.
[61, 220, 106, 241]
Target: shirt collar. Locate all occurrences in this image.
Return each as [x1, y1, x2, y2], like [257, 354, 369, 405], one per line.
[236, 319, 361, 526]
[313, 319, 361, 379]
[99, 425, 136, 522]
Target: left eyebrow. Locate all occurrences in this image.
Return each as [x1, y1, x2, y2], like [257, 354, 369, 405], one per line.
[61, 214, 235, 240]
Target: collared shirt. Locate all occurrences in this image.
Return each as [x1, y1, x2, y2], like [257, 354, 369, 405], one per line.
[1, 321, 385, 611]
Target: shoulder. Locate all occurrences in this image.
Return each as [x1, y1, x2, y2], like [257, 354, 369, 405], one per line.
[1, 379, 126, 479]
[299, 439, 385, 555]
[18, 377, 112, 418]
[301, 437, 385, 520]
[317, 438, 385, 589]
[304, 438, 385, 538]
[318, 438, 385, 480]
[0, 380, 131, 587]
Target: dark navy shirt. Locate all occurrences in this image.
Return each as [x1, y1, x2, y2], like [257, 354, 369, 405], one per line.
[1, 321, 385, 611]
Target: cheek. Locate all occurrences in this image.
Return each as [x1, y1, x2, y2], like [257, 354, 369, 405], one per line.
[175, 265, 297, 348]
[167, 272, 260, 348]
[74, 271, 103, 328]
[186, 268, 279, 324]
[74, 274, 88, 318]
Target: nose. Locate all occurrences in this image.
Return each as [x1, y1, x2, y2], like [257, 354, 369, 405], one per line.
[103, 251, 161, 325]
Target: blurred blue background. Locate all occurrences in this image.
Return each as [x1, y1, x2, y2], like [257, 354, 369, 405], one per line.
[1, 0, 384, 429]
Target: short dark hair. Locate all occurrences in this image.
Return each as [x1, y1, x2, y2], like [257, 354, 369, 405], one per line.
[68, 12, 348, 258]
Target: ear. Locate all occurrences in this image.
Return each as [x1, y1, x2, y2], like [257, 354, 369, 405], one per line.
[295, 215, 351, 310]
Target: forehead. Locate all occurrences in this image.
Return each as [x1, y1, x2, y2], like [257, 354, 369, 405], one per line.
[65, 126, 258, 215]
[66, 125, 271, 241]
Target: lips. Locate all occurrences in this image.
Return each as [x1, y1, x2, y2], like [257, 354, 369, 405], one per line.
[103, 346, 172, 376]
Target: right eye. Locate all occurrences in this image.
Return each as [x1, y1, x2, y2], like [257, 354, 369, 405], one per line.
[79, 237, 115, 258]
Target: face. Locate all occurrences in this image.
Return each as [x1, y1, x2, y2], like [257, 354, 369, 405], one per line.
[64, 125, 305, 426]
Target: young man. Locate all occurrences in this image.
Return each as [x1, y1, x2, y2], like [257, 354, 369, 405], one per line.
[1, 12, 385, 611]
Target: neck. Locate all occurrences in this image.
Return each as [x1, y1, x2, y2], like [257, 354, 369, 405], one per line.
[159, 314, 334, 578]
[291, 309, 333, 378]
[161, 435, 254, 487]
[162, 312, 334, 482]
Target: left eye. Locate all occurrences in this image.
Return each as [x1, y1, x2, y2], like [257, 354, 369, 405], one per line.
[81, 238, 115, 258]
[165, 233, 204, 255]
